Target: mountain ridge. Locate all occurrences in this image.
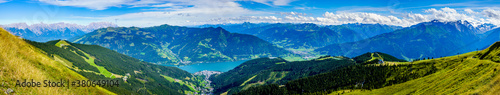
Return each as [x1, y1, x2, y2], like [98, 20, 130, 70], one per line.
[2, 22, 117, 42]
[316, 20, 483, 60]
[71, 24, 293, 65]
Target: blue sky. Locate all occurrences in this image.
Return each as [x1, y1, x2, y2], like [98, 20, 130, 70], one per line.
[1, 0, 500, 27]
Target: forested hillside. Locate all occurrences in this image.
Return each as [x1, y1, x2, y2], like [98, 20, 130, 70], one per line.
[27, 40, 206, 94]
[326, 23, 402, 39]
[72, 25, 292, 65]
[210, 53, 405, 94]
[237, 23, 363, 49]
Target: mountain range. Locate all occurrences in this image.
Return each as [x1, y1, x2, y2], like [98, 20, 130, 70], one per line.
[71, 24, 293, 65]
[8, 20, 498, 64]
[70, 21, 499, 64]
[1, 22, 117, 42]
[326, 23, 403, 39]
[316, 20, 495, 60]
[204, 23, 401, 50]
[196, 22, 270, 33]
[236, 23, 364, 49]
[4, 19, 500, 94]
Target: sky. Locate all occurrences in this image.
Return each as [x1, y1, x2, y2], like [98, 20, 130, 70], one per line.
[1, 0, 500, 27]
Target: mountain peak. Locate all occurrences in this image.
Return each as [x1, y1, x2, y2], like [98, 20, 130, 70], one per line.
[427, 19, 471, 25]
[213, 27, 230, 34]
[476, 23, 497, 33]
[1, 22, 118, 34]
[414, 20, 477, 32]
[242, 22, 252, 25]
[215, 26, 224, 30]
[1, 22, 29, 29]
[430, 19, 441, 23]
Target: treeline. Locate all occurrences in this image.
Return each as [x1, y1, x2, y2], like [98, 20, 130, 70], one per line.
[237, 61, 438, 95]
[69, 41, 201, 94]
[353, 52, 407, 64]
[73, 25, 293, 64]
[26, 40, 99, 72]
[210, 58, 288, 94]
[375, 52, 407, 62]
[27, 40, 200, 94]
[70, 42, 192, 78]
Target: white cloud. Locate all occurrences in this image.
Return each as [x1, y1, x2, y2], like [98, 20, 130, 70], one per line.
[29, 0, 500, 28]
[151, 3, 175, 7]
[272, 0, 294, 6]
[246, 0, 294, 6]
[419, 7, 484, 26]
[0, 0, 9, 3]
[317, 12, 414, 26]
[464, 9, 476, 14]
[278, 12, 307, 16]
[481, 9, 500, 25]
[202, 7, 500, 27]
[92, 0, 267, 27]
[404, 13, 427, 22]
[294, 6, 316, 10]
[74, 5, 500, 28]
[482, 9, 500, 19]
[38, 0, 136, 10]
[424, 7, 477, 22]
[38, 0, 295, 10]
[198, 12, 411, 26]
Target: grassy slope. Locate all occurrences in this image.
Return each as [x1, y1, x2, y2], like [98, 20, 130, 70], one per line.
[38, 40, 201, 94]
[82, 53, 113, 78]
[235, 48, 497, 94]
[336, 43, 500, 94]
[0, 28, 114, 94]
[52, 40, 115, 78]
[67, 40, 203, 94]
[161, 75, 197, 92]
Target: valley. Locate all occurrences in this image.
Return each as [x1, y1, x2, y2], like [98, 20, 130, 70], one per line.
[2, 20, 500, 95]
[71, 25, 296, 65]
[4, 0, 500, 95]
[162, 60, 248, 73]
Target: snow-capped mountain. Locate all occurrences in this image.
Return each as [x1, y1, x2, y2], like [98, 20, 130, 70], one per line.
[476, 23, 497, 33]
[419, 20, 497, 34]
[0, 22, 117, 42]
[1, 22, 117, 34]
